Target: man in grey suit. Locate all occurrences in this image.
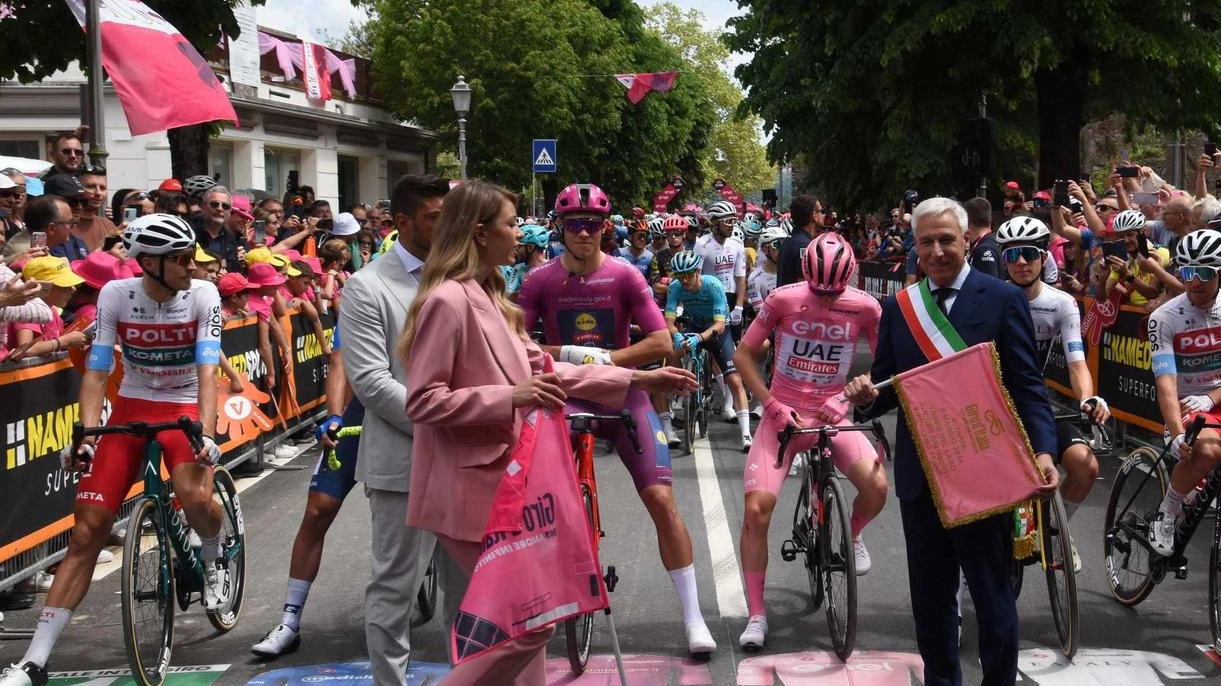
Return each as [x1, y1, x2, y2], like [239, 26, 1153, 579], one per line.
[338, 174, 449, 686]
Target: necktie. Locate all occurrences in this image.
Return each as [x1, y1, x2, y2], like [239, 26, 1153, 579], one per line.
[933, 287, 954, 316]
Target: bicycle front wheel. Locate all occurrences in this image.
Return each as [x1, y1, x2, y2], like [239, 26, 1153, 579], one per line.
[1103, 447, 1168, 606]
[122, 498, 175, 686]
[1210, 510, 1221, 652]
[1042, 493, 1079, 658]
[564, 483, 595, 674]
[207, 467, 246, 632]
[681, 356, 696, 454]
[821, 477, 857, 660]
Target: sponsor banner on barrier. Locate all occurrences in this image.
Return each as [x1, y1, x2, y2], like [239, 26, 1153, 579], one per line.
[290, 310, 335, 415]
[1097, 306, 1162, 431]
[245, 661, 448, 686]
[49, 664, 229, 686]
[856, 260, 905, 302]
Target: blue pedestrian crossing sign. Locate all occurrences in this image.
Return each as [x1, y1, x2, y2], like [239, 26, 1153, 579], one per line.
[532, 139, 557, 173]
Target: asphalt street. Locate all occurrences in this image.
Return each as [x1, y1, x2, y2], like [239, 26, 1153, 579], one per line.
[4, 343, 1221, 684]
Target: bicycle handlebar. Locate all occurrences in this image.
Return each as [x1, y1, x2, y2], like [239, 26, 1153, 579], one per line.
[1185, 413, 1209, 446]
[775, 422, 886, 470]
[566, 410, 642, 455]
[71, 417, 204, 464]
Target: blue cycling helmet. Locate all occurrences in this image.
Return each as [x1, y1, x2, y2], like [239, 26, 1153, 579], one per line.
[518, 223, 549, 250]
[669, 250, 704, 274]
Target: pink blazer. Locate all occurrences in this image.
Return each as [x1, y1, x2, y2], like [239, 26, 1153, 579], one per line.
[405, 278, 632, 542]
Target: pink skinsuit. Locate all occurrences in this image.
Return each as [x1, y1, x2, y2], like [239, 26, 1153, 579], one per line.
[741, 283, 882, 495]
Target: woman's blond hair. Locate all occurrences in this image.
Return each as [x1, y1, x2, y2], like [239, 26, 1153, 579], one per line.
[397, 180, 523, 361]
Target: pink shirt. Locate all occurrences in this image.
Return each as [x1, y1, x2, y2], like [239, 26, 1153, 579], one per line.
[742, 283, 881, 409]
[10, 308, 65, 343]
[247, 294, 273, 321]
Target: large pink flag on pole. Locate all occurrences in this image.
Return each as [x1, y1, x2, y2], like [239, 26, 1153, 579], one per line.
[894, 342, 1046, 527]
[63, 0, 239, 136]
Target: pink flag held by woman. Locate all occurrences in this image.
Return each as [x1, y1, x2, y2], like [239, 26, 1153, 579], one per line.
[451, 404, 608, 663]
[893, 342, 1045, 527]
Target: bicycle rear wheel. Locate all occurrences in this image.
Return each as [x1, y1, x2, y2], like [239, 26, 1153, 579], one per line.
[681, 356, 696, 453]
[1210, 510, 1221, 652]
[207, 467, 246, 632]
[1042, 493, 1079, 658]
[416, 553, 438, 623]
[821, 477, 857, 660]
[122, 498, 175, 686]
[698, 353, 713, 438]
[564, 483, 596, 674]
[1103, 447, 1168, 606]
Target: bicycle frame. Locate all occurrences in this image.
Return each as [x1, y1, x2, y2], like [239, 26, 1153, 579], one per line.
[569, 415, 604, 542]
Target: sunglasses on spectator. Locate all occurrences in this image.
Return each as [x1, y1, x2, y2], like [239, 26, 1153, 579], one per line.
[563, 217, 604, 235]
[1096, 204, 1118, 213]
[209, 200, 232, 210]
[359, 242, 374, 249]
[64, 197, 86, 208]
[1179, 265, 1218, 282]
[0, 190, 15, 199]
[60, 148, 84, 157]
[1002, 246, 1042, 264]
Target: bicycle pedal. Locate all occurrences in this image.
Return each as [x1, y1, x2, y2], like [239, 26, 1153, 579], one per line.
[604, 565, 619, 592]
[780, 540, 799, 562]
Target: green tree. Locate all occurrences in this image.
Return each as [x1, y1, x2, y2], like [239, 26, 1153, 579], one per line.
[0, 1, 264, 177]
[644, 2, 772, 198]
[725, 1, 1221, 209]
[367, 0, 713, 209]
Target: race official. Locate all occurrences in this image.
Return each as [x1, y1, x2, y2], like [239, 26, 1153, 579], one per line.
[845, 197, 1057, 686]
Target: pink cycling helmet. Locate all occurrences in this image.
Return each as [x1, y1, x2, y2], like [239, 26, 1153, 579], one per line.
[555, 183, 611, 216]
[802, 231, 856, 294]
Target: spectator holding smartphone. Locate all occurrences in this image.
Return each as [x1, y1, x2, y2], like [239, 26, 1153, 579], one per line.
[1103, 209, 1172, 307]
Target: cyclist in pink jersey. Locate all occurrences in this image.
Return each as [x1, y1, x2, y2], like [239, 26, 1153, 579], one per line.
[733, 232, 889, 649]
[517, 183, 717, 655]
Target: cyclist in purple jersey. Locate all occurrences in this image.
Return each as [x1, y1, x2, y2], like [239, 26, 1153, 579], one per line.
[517, 183, 717, 655]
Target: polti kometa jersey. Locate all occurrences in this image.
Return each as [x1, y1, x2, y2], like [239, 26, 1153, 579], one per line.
[742, 283, 880, 409]
[86, 278, 223, 403]
[1027, 285, 1085, 372]
[1149, 292, 1221, 398]
[694, 233, 747, 294]
[518, 256, 667, 351]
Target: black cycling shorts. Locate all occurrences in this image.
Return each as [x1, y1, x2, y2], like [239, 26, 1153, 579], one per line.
[1055, 420, 1091, 464]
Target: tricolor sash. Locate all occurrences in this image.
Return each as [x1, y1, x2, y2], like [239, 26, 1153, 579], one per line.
[895, 279, 966, 361]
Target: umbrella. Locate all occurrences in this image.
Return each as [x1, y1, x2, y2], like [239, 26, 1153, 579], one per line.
[0, 156, 52, 176]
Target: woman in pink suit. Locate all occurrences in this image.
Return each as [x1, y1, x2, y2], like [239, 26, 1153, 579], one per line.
[399, 180, 696, 685]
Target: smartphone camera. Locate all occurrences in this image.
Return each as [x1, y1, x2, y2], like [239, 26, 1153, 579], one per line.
[123, 206, 139, 223]
[1207, 142, 1217, 157]
[32, 231, 47, 249]
[1117, 166, 1140, 178]
[1053, 180, 1069, 207]
[253, 219, 267, 244]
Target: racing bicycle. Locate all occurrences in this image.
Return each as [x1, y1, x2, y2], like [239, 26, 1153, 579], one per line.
[776, 421, 889, 660]
[71, 418, 245, 686]
[327, 424, 438, 622]
[562, 410, 640, 674]
[1103, 414, 1221, 651]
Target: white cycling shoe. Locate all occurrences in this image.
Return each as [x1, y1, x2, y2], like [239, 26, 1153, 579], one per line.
[739, 615, 768, 649]
[685, 620, 717, 653]
[204, 563, 231, 611]
[740, 434, 753, 452]
[252, 623, 301, 658]
[1149, 511, 1177, 557]
[853, 538, 872, 575]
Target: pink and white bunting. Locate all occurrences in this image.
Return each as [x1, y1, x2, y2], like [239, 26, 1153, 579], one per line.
[257, 31, 357, 99]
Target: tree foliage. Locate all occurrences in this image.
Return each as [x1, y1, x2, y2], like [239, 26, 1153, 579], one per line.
[644, 2, 772, 198]
[367, 0, 714, 208]
[726, 0, 1221, 209]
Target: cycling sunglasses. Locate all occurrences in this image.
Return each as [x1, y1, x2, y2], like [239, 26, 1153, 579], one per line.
[563, 217, 604, 235]
[167, 251, 195, 267]
[1179, 265, 1218, 282]
[1001, 246, 1042, 264]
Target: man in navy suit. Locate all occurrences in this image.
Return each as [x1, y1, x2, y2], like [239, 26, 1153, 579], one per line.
[845, 197, 1059, 686]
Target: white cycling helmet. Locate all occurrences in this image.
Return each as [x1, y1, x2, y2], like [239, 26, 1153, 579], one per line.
[1112, 209, 1146, 234]
[996, 216, 1051, 247]
[1175, 229, 1221, 268]
[760, 225, 788, 247]
[778, 217, 794, 235]
[731, 225, 744, 242]
[707, 200, 738, 221]
[182, 174, 217, 200]
[123, 213, 197, 259]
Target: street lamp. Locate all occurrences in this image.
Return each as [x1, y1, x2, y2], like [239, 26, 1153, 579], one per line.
[451, 75, 471, 180]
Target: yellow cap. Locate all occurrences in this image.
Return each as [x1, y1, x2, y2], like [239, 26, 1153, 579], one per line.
[23, 256, 85, 288]
[285, 263, 303, 277]
[267, 254, 290, 269]
[245, 246, 273, 265]
[193, 244, 217, 264]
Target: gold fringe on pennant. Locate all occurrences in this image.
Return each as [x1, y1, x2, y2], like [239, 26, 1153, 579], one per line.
[895, 343, 1047, 529]
[1012, 533, 1037, 560]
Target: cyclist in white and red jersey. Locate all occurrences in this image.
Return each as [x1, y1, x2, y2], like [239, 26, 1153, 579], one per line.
[1, 215, 224, 686]
[518, 183, 717, 655]
[1147, 229, 1221, 556]
[696, 200, 749, 413]
[732, 232, 888, 649]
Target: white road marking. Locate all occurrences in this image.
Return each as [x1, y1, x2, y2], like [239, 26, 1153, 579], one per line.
[692, 439, 747, 618]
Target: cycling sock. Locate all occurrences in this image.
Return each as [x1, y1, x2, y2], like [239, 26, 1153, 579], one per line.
[199, 533, 221, 564]
[23, 607, 71, 667]
[281, 577, 312, 631]
[660, 411, 674, 434]
[722, 384, 734, 408]
[850, 512, 869, 539]
[1062, 498, 1082, 522]
[1161, 486, 1186, 519]
[744, 571, 766, 617]
[667, 564, 703, 625]
[737, 410, 751, 436]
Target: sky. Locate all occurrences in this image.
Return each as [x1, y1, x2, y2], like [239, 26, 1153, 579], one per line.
[255, 0, 745, 61]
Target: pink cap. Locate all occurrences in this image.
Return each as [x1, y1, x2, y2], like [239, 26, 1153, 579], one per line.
[71, 251, 126, 290]
[246, 262, 286, 286]
[1005, 181, 1020, 190]
[1033, 190, 1051, 201]
[231, 195, 254, 221]
[303, 257, 324, 275]
[280, 248, 303, 263]
[218, 272, 256, 297]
